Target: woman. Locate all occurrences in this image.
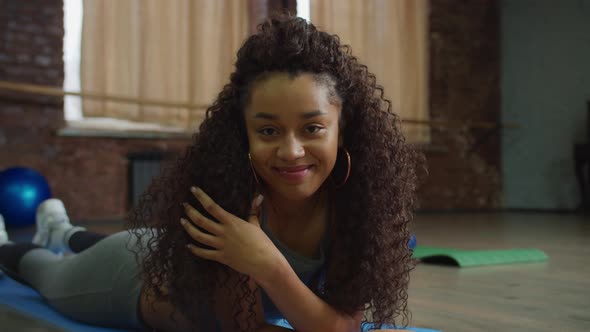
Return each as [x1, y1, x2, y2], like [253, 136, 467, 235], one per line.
[0, 16, 421, 332]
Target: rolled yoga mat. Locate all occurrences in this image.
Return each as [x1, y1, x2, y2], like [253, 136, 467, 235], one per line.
[413, 246, 548, 267]
[0, 275, 440, 332]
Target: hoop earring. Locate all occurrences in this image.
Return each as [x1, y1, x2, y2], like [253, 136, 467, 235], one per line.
[248, 153, 260, 185]
[333, 148, 351, 189]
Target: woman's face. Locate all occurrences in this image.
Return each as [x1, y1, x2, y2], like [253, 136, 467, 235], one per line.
[244, 73, 342, 201]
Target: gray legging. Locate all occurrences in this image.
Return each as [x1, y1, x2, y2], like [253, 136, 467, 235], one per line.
[18, 231, 145, 329]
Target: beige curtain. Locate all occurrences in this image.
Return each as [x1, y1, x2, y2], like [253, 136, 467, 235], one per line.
[81, 0, 249, 129]
[311, 0, 429, 143]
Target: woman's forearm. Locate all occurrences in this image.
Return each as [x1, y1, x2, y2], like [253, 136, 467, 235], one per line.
[256, 256, 361, 332]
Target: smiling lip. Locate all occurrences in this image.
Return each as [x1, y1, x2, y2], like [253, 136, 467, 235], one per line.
[273, 165, 312, 182]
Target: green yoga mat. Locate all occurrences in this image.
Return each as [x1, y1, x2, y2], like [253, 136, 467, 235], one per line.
[413, 246, 548, 267]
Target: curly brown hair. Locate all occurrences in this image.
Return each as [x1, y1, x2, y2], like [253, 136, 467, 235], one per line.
[127, 15, 421, 331]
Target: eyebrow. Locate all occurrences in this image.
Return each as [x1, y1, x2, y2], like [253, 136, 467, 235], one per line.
[254, 110, 328, 120]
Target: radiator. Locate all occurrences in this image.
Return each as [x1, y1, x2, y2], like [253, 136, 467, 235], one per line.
[127, 152, 172, 208]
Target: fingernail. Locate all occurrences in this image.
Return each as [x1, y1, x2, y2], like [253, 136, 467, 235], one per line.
[254, 194, 264, 207]
[190, 186, 197, 193]
[180, 218, 186, 226]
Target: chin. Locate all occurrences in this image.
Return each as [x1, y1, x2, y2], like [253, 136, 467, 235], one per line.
[265, 181, 325, 201]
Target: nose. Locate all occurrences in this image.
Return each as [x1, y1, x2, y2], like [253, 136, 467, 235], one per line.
[276, 134, 305, 161]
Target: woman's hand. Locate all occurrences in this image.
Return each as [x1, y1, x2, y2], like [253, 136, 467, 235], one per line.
[181, 186, 282, 283]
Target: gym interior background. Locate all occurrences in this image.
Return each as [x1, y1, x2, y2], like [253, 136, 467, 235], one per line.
[0, 0, 588, 331]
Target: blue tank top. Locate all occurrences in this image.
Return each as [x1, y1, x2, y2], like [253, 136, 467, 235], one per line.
[259, 206, 328, 325]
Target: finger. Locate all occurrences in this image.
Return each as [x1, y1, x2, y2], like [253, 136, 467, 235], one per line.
[248, 194, 264, 226]
[182, 202, 223, 235]
[186, 244, 223, 263]
[180, 218, 223, 249]
[190, 187, 234, 224]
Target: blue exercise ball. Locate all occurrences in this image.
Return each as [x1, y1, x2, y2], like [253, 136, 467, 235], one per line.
[0, 167, 52, 228]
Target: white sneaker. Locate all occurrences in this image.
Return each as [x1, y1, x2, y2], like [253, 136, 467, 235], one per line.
[32, 198, 83, 253]
[0, 214, 8, 245]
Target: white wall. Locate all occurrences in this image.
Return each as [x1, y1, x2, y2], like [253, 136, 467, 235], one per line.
[502, 0, 590, 209]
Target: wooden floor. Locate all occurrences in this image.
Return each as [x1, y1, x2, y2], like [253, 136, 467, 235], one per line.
[1, 212, 589, 331]
[408, 212, 590, 332]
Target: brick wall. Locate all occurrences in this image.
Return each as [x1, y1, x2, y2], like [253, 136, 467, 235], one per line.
[0, 0, 190, 221]
[417, 0, 501, 210]
[0, 0, 501, 222]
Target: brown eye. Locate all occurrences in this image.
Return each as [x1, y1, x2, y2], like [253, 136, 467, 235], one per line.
[306, 125, 324, 134]
[258, 127, 278, 136]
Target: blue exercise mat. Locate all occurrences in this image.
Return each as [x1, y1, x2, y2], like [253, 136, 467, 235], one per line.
[0, 274, 440, 332]
[0, 275, 129, 332]
[270, 318, 440, 332]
